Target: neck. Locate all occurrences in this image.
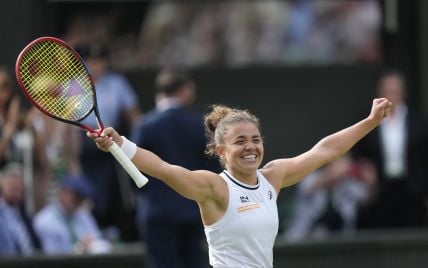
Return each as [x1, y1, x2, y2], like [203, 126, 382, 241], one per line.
[226, 168, 258, 185]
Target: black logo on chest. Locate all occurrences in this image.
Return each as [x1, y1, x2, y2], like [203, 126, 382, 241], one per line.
[240, 196, 250, 203]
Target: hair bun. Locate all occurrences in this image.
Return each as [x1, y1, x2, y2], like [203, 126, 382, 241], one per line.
[204, 105, 232, 133]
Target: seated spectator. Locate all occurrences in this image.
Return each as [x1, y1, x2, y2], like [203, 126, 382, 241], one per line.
[0, 202, 15, 254]
[0, 162, 40, 255]
[34, 175, 111, 255]
[284, 155, 375, 241]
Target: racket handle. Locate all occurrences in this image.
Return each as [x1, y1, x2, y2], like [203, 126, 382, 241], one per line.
[108, 142, 149, 188]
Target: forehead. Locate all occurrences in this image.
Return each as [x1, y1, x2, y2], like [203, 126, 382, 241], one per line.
[224, 122, 260, 139]
[379, 75, 402, 89]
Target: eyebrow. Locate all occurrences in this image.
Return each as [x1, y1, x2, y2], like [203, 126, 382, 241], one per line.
[234, 134, 261, 141]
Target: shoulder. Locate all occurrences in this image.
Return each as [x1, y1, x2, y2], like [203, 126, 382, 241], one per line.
[34, 204, 59, 227]
[260, 159, 294, 192]
[135, 110, 161, 128]
[102, 72, 129, 83]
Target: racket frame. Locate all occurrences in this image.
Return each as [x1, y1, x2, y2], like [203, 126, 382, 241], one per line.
[15, 36, 148, 188]
[15, 36, 104, 134]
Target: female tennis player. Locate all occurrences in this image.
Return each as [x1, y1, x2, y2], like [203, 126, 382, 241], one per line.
[88, 98, 391, 268]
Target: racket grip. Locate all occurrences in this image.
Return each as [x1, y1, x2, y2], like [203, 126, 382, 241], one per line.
[108, 142, 149, 188]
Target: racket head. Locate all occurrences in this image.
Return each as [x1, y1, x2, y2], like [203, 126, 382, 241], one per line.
[15, 36, 101, 133]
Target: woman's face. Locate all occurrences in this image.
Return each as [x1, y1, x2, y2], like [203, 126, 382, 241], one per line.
[217, 122, 264, 177]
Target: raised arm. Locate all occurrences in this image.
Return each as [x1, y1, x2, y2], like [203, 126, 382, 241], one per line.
[87, 128, 220, 203]
[262, 98, 391, 191]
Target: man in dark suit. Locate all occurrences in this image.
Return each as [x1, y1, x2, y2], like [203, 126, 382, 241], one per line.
[353, 70, 428, 228]
[131, 69, 221, 268]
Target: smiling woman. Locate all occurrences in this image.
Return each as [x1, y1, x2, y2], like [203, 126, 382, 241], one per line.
[87, 98, 391, 268]
[204, 105, 264, 181]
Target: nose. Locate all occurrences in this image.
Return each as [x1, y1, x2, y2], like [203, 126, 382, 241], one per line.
[244, 143, 255, 150]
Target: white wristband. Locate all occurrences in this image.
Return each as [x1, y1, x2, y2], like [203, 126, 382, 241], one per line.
[120, 136, 137, 159]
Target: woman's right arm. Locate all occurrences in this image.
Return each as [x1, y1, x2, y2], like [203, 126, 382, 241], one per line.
[88, 128, 221, 203]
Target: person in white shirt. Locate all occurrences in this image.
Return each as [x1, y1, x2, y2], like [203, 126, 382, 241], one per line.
[353, 70, 428, 228]
[88, 98, 391, 267]
[34, 175, 111, 255]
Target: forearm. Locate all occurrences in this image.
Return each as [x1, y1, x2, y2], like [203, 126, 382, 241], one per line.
[131, 146, 171, 180]
[131, 147, 213, 201]
[314, 117, 378, 163]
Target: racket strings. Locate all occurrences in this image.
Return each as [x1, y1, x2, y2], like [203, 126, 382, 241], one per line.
[18, 40, 94, 121]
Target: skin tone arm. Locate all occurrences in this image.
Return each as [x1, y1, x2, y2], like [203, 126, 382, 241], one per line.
[262, 98, 392, 192]
[88, 130, 228, 225]
[87, 130, 223, 204]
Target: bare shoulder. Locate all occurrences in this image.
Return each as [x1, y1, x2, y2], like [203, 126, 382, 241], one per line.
[192, 170, 227, 198]
[260, 159, 293, 192]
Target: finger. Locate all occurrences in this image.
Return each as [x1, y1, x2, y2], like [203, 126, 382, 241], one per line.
[87, 132, 98, 138]
[374, 98, 385, 105]
[101, 127, 112, 137]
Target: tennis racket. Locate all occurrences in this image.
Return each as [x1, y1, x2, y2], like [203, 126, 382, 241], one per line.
[15, 36, 148, 188]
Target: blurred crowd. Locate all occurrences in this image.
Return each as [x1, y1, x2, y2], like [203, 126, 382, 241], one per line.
[1, 0, 428, 263]
[61, 0, 381, 70]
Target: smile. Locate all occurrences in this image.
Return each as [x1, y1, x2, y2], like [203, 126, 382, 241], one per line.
[242, 155, 257, 161]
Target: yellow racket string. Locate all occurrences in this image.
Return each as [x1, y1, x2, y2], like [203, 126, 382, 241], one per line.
[18, 40, 94, 121]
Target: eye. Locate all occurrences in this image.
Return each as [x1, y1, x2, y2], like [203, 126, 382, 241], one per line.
[235, 139, 245, 145]
[253, 138, 262, 144]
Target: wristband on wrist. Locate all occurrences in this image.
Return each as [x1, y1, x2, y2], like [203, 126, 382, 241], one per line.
[120, 136, 137, 159]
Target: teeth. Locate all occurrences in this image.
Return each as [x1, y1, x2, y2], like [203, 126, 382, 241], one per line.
[243, 155, 256, 160]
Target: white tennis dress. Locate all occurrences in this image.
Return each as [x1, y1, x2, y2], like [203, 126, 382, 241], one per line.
[204, 170, 279, 268]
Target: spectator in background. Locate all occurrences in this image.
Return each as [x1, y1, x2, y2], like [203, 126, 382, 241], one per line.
[0, 66, 22, 167]
[0, 199, 15, 254]
[0, 162, 40, 255]
[131, 68, 221, 268]
[353, 70, 428, 228]
[34, 175, 111, 255]
[0, 66, 50, 215]
[284, 155, 375, 241]
[26, 108, 82, 211]
[76, 43, 141, 241]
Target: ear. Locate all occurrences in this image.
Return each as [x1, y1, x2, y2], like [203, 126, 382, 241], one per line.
[216, 144, 225, 159]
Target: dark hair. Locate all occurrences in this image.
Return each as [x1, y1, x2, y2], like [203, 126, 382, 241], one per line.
[155, 69, 193, 96]
[74, 43, 108, 59]
[204, 105, 261, 159]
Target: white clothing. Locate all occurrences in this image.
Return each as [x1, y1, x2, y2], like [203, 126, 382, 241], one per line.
[380, 104, 408, 178]
[34, 202, 105, 254]
[204, 170, 279, 268]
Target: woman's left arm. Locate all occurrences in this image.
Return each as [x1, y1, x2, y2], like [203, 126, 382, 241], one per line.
[262, 98, 391, 191]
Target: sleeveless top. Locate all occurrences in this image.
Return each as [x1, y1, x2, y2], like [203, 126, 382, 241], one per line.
[204, 170, 279, 268]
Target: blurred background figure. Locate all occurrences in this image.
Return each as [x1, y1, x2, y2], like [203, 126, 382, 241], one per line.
[0, 162, 40, 255]
[131, 68, 221, 268]
[26, 108, 82, 211]
[75, 43, 141, 241]
[353, 70, 428, 229]
[284, 155, 375, 241]
[34, 175, 111, 255]
[0, 66, 23, 168]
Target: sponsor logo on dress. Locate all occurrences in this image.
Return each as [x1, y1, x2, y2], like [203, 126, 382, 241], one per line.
[237, 204, 261, 213]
